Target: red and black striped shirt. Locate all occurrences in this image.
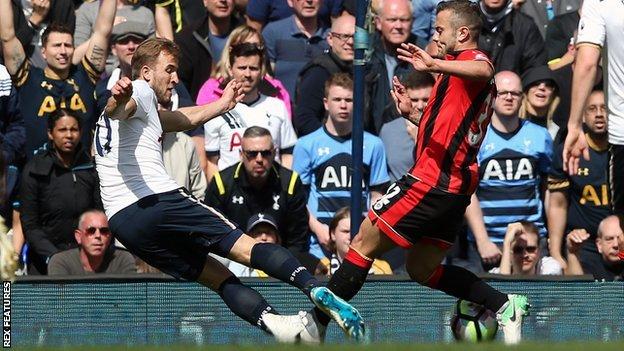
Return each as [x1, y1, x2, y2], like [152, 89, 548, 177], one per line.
[409, 49, 495, 195]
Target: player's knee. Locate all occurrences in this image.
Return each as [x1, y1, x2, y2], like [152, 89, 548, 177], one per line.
[406, 264, 435, 284]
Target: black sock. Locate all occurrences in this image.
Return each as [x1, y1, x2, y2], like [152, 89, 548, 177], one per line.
[433, 265, 508, 312]
[312, 259, 370, 326]
[217, 275, 276, 332]
[250, 243, 318, 297]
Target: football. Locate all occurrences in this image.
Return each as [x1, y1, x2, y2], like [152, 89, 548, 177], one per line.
[450, 299, 498, 342]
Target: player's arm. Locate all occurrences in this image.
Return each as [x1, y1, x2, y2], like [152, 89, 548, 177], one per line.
[464, 193, 502, 265]
[159, 80, 244, 132]
[563, 44, 601, 174]
[84, 0, 117, 73]
[0, 0, 27, 76]
[397, 43, 493, 81]
[105, 77, 138, 120]
[546, 189, 569, 269]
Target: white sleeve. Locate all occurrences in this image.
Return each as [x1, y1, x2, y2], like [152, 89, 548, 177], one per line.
[278, 102, 298, 151]
[130, 80, 153, 120]
[576, 0, 606, 47]
[203, 118, 223, 153]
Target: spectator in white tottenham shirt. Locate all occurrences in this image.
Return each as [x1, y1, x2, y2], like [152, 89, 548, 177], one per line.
[203, 43, 297, 181]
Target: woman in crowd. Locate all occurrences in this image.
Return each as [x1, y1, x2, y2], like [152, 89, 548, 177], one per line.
[328, 207, 392, 275]
[519, 66, 561, 139]
[195, 25, 291, 117]
[19, 109, 101, 275]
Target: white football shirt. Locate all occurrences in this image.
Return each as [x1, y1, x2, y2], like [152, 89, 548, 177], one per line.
[95, 80, 180, 218]
[203, 94, 297, 169]
[576, 0, 624, 145]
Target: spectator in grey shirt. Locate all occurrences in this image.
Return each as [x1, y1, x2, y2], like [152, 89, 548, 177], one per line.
[48, 210, 136, 275]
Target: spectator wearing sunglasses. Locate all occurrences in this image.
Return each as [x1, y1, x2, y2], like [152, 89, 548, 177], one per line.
[490, 221, 562, 276]
[204, 127, 319, 271]
[48, 210, 136, 275]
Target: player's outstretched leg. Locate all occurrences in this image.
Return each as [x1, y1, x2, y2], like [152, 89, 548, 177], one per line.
[496, 294, 530, 345]
[199, 257, 308, 343]
[226, 235, 364, 342]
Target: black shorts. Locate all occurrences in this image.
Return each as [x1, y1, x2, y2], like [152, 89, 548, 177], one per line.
[369, 175, 471, 249]
[109, 188, 244, 281]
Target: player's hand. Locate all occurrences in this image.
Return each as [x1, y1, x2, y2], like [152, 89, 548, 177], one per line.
[476, 239, 502, 266]
[218, 79, 244, 113]
[111, 77, 133, 105]
[563, 126, 590, 175]
[390, 76, 412, 118]
[566, 229, 590, 254]
[397, 43, 436, 72]
[30, 0, 51, 26]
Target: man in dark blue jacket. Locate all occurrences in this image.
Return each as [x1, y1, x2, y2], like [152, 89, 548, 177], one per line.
[0, 64, 25, 166]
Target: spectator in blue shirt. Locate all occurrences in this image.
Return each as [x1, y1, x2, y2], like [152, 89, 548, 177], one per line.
[246, 0, 343, 31]
[410, 0, 440, 48]
[262, 0, 330, 98]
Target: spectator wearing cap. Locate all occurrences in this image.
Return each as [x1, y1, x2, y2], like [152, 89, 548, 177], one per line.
[209, 213, 282, 277]
[48, 209, 136, 275]
[519, 65, 561, 139]
[204, 126, 311, 260]
[73, 0, 156, 74]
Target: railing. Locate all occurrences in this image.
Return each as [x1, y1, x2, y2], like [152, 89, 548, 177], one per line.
[8, 274, 623, 346]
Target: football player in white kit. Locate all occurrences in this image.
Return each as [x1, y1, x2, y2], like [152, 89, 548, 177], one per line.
[94, 38, 362, 343]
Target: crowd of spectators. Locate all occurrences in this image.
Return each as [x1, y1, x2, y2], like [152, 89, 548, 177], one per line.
[0, 0, 622, 281]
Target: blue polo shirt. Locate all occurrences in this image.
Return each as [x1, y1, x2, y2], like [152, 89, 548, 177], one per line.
[247, 0, 343, 27]
[262, 15, 329, 98]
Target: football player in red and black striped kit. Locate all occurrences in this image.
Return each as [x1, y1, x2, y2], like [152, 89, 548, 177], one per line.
[308, 0, 530, 345]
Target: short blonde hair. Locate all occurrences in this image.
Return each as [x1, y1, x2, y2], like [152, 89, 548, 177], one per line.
[131, 38, 180, 79]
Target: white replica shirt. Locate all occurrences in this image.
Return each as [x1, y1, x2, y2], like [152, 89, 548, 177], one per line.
[203, 94, 297, 169]
[94, 80, 180, 218]
[576, 0, 624, 145]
